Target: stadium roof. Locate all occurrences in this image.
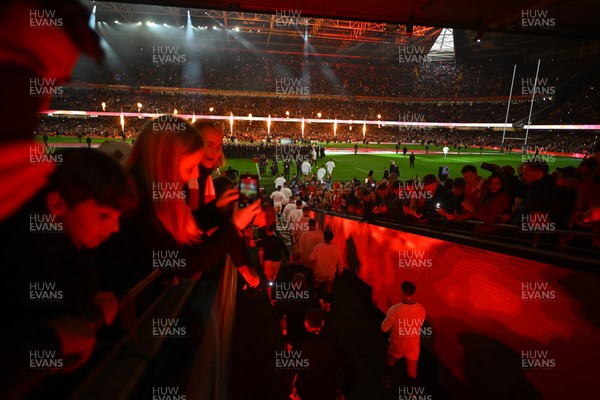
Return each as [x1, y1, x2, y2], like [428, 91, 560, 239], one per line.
[93, 0, 600, 39]
[89, 1, 600, 61]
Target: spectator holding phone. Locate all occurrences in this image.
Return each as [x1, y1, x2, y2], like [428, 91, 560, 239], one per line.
[438, 172, 511, 232]
[100, 116, 261, 293]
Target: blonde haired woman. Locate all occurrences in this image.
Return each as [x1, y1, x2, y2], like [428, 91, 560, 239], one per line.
[101, 115, 260, 291]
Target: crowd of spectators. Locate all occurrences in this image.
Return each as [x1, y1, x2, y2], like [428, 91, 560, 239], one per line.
[257, 148, 600, 249]
[5, 2, 598, 399]
[50, 86, 543, 123]
[70, 49, 596, 99]
[36, 113, 598, 154]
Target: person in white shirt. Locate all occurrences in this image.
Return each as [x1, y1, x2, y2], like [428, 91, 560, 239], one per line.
[325, 158, 336, 176]
[287, 199, 305, 241]
[274, 175, 286, 190]
[270, 186, 286, 216]
[281, 182, 293, 202]
[311, 148, 318, 166]
[317, 165, 326, 183]
[296, 219, 323, 266]
[282, 196, 298, 224]
[301, 160, 312, 178]
[309, 230, 343, 311]
[295, 206, 311, 244]
[443, 146, 449, 158]
[381, 281, 426, 388]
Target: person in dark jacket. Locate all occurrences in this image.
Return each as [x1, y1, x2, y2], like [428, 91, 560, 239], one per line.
[1, 148, 137, 399]
[259, 224, 290, 284]
[512, 161, 555, 227]
[405, 174, 458, 222]
[274, 271, 320, 349]
[290, 309, 353, 400]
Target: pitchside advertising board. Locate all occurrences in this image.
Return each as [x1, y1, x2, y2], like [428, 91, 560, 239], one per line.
[315, 213, 600, 399]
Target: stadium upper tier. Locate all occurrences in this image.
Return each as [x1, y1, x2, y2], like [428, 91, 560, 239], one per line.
[70, 50, 597, 100]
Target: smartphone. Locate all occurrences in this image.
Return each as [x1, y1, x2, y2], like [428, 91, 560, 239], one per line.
[239, 174, 260, 208]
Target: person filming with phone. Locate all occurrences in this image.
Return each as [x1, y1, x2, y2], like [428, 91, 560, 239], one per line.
[99, 116, 262, 293]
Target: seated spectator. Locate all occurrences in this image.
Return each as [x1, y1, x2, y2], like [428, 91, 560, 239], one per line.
[362, 189, 377, 222]
[551, 166, 579, 230]
[438, 172, 512, 232]
[461, 165, 489, 212]
[577, 157, 597, 183]
[405, 174, 458, 222]
[511, 161, 555, 227]
[452, 177, 466, 214]
[372, 183, 390, 218]
[347, 186, 364, 215]
[326, 188, 337, 209]
[319, 189, 332, 211]
[573, 143, 600, 246]
[385, 180, 405, 221]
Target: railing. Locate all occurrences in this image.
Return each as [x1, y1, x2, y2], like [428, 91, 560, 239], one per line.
[311, 209, 600, 269]
[64, 269, 198, 399]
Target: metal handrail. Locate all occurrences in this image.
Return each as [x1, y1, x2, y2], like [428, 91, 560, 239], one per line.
[66, 269, 173, 399]
[312, 209, 600, 262]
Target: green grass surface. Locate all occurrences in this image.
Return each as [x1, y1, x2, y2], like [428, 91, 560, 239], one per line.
[225, 149, 581, 192]
[38, 136, 581, 193]
[36, 135, 133, 144]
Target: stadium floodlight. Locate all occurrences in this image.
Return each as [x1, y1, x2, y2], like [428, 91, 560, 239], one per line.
[137, 22, 142, 25]
[163, 23, 168, 27]
[114, 20, 119, 24]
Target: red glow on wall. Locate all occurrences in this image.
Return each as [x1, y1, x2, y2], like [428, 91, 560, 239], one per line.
[318, 214, 600, 398]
